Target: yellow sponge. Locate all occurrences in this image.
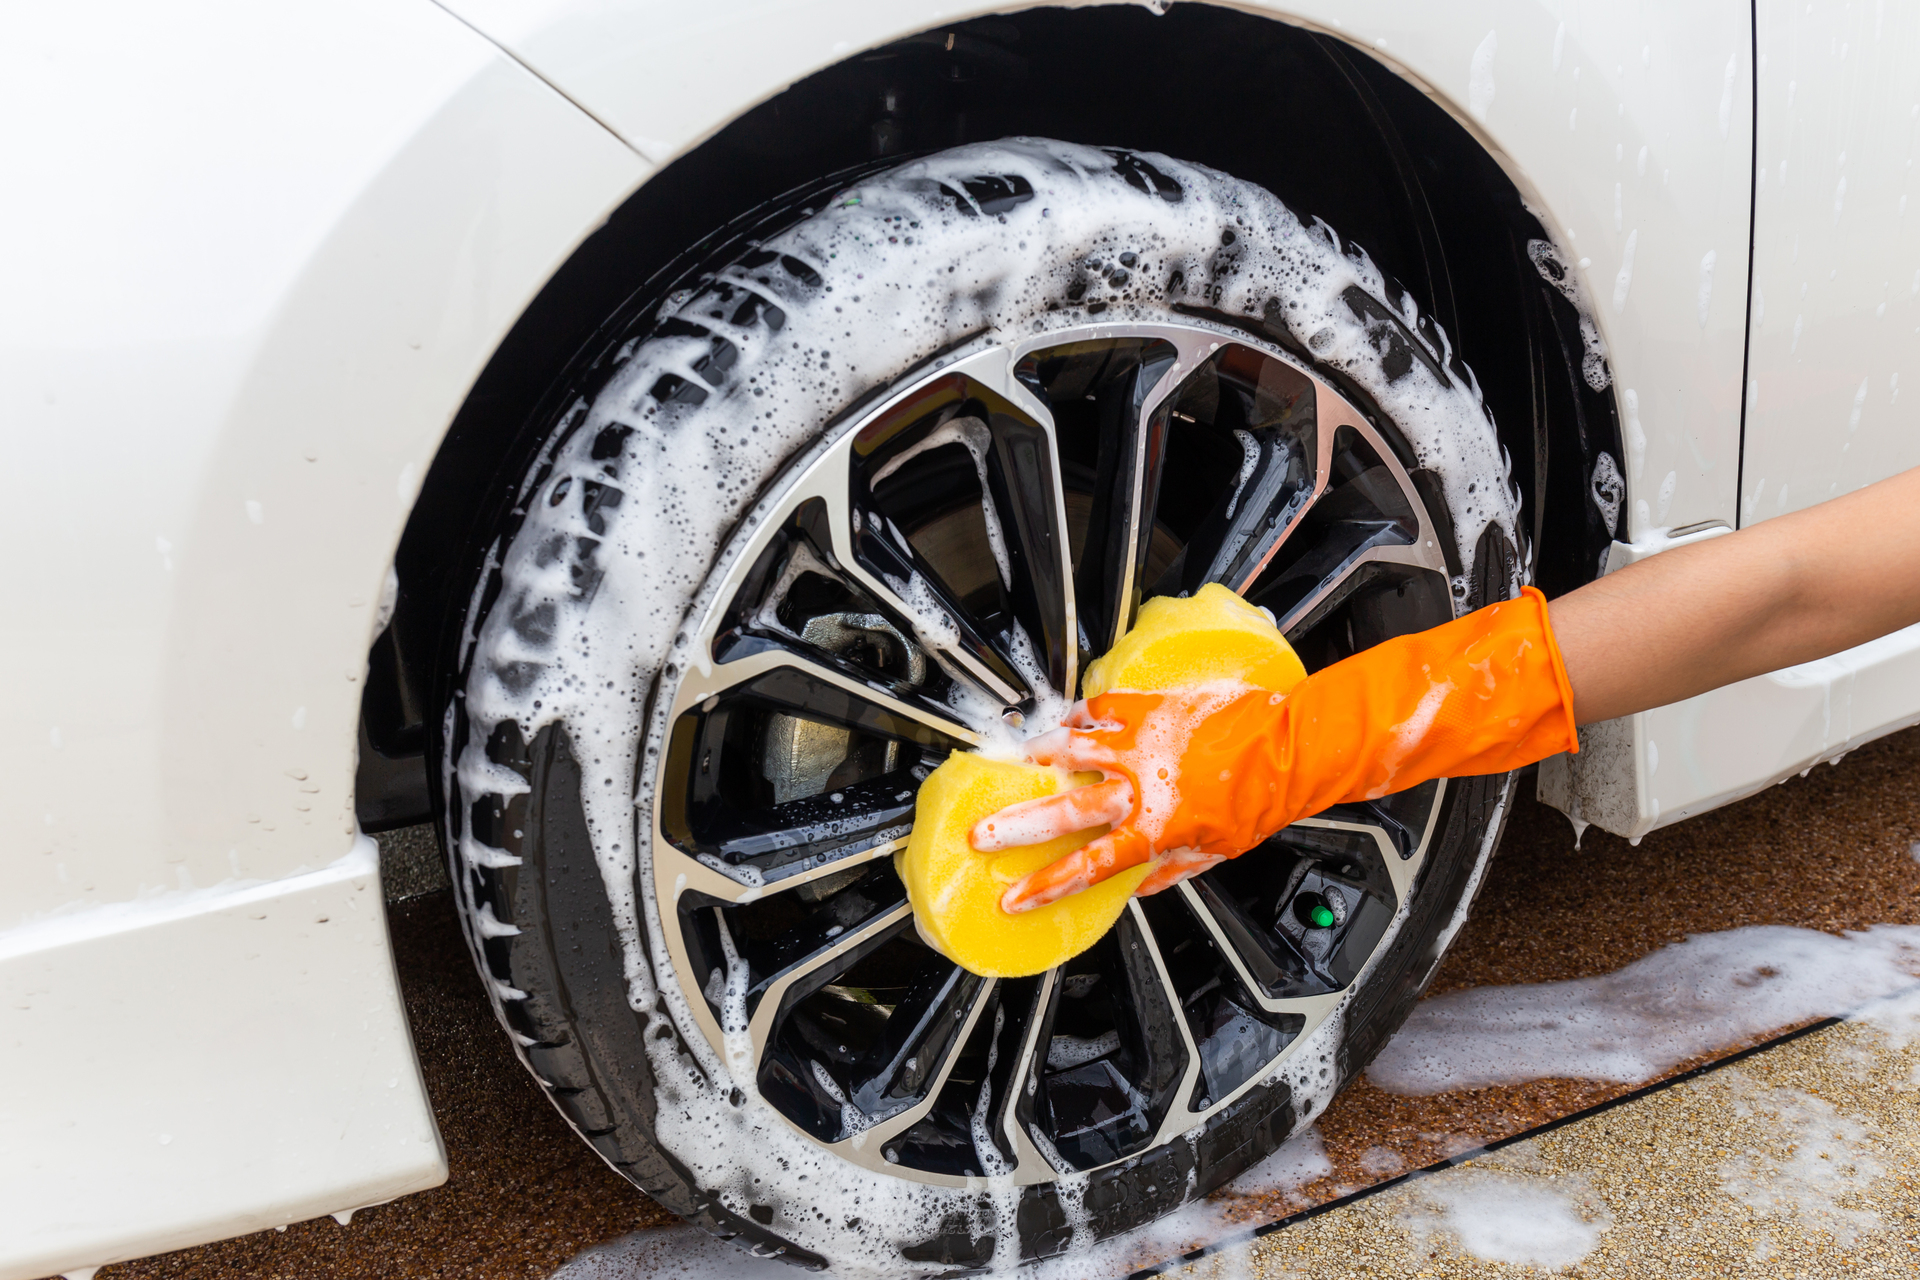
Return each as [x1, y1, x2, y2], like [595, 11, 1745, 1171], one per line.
[899, 583, 1307, 978]
[899, 754, 1143, 978]
[1082, 582, 1307, 698]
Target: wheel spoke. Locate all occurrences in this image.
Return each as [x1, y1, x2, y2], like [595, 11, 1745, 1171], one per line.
[995, 969, 1070, 1180]
[1176, 881, 1345, 1023]
[1128, 900, 1207, 1142]
[1216, 376, 1342, 592]
[1242, 379, 1450, 635]
[1270, 538, 1444, 636]
[747, 901, 914, 1054]
[658, 642, 967, 877]
[1181, 809, 1414, 1009]
[837, 978, 998, 1153]
[657, 838, 908, 917]
[1298, 784, 1444, 902]
[774, 430, 1029, 707]
[1159, 424, 1317, 598]
[978, 397, 1079, 702]
[1074, 342, 1180, 656]
[845, 963, 990, 1116]
[685, 641, 981, 748]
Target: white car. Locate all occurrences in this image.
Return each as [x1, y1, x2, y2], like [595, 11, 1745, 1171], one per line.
[6, 2, 1916, 1275]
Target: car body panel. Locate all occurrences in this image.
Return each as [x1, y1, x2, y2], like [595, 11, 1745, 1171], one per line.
[0, 1, 643, 1274]
[1742, 0, 1920, 525]
[1535, 0, 1920, 838]
[1539, 525, 1920, 839]
[1541, 610, 1920, 840]
[0, 841, 441, 1279]
[1, 0, 645, 925]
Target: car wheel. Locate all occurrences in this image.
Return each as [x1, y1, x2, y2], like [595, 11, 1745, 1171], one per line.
[441, 139, 1522, 1272]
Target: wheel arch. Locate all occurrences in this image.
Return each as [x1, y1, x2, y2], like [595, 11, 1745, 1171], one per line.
[369, 4, 1622, 826]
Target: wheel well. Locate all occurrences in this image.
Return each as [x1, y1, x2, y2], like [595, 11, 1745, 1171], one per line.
[357, 5, 1620, 830]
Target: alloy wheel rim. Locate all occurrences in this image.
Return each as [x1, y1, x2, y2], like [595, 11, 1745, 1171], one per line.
[648, 320, 1458, 1187]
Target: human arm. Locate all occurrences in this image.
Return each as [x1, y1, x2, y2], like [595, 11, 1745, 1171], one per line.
[1550, 465, 1920, 722]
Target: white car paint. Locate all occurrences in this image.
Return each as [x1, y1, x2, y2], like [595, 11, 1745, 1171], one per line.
[2, 841, 441, 1280]
[1537, 0, 1920, 839]
[2, 0, 1916, 1275]
[1744, 0, 1920, 523]
[0, 0, 644, 1274]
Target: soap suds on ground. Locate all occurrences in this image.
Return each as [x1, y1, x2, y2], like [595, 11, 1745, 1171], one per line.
[550, 1227, 791, 1280]
[1169, 1012, 1920, 1279]
[1401, 1172, 1608, 1269]
[1368, 923, 1920, 1094]
[1222, 1128, 1333, 1199]
[1717, 1068, 1887, 1245]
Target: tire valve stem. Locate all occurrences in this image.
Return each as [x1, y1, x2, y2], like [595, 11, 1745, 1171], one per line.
[1295, 892, 1337, 929]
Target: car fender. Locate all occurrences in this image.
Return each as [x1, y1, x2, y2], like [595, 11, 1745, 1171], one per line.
[444, 0, 1755, 541]
[0, 1, 644, 1273]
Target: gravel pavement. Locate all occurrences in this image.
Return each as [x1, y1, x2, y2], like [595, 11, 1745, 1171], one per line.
[89, 726, 1920, 1279]
[1172, 1011, 1920, 1278]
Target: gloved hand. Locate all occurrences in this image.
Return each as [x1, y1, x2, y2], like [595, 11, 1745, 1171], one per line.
[971, 586, 1579, 912]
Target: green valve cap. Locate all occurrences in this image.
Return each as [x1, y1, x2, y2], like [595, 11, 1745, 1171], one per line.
[1294, 892, 1337, 929]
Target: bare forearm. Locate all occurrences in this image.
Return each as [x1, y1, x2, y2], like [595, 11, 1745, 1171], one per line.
[1548, 466, 1920, 724]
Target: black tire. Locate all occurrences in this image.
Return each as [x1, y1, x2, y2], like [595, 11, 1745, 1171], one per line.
[440, 139, 1521, 1272]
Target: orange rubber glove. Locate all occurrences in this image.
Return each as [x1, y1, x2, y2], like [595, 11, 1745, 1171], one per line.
[971, 587, 1579, 912]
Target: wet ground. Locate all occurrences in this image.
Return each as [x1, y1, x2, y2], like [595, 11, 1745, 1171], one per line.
[91, 725, 1920, 1279]
[1173, 1010, 1920, 1278]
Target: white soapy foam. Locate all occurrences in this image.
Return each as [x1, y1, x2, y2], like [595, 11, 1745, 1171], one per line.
[551, 1128, 1335, 1280]
[1357, 1144, 1406, 1176]
[461, 139, 1520, 1273]
[1365, 677, 1453, 799]
[1611, 229, 1638, 312]
[549, 1226, 795, 1280]
[1526, 239, 1611, 391]
[1000, 619, 1069, 740]
[1467, 30, 1498, 121]
[1620, 388, 1645, 479]
[871, 416, 1012, 588]
[374, 564, 400, 636]
[1582, 450, 1628, 537]
[1403, 1175, 1606, 1269]
[1718, 1069, 1886, 1245]
[1369, 925, 1920, 1095]
[1224, 429, 1260, 520]
[1223, 1124, 1332, 1195]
